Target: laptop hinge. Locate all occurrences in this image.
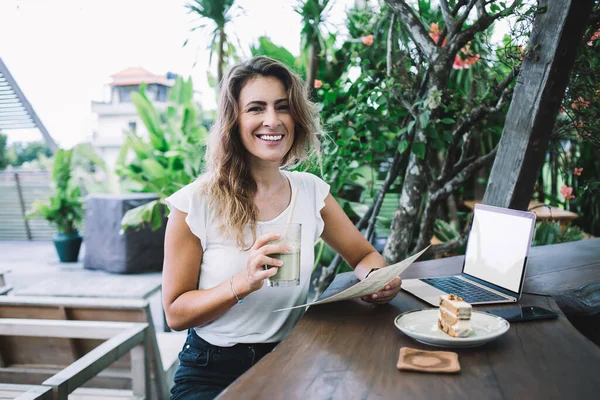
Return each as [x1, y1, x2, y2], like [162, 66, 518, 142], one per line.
[458, 275, 518, 301]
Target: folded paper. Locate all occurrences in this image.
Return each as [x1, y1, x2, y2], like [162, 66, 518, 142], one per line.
[273, 246, 430, 312]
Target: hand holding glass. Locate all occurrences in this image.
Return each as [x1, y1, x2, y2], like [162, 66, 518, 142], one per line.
[258, 223, 302, 287]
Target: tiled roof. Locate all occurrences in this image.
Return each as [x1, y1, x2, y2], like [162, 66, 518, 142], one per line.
[110, 67, 172, 86]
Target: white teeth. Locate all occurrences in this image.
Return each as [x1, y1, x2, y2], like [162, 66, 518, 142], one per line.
[259, 135, 282, 141]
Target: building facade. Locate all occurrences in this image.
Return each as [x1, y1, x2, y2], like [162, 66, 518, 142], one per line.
[91, 67, 174, 167]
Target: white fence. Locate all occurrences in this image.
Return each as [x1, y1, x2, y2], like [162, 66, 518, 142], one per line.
[0, 171, 56, 240]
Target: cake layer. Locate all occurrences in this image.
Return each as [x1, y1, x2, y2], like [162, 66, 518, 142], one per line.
[438, 294, 472, 338]
[439, 307, 462, 326]
[438, 318, 471, 338]
[439, 294, 472, 318]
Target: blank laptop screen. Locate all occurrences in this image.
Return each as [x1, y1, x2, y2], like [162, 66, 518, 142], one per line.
[463, 207, 533, 293]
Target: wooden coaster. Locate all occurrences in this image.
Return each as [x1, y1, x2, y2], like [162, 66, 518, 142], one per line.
[397, 347, 461, 373]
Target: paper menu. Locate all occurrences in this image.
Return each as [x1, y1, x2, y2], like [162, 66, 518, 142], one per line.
[273, 246, 430, 312]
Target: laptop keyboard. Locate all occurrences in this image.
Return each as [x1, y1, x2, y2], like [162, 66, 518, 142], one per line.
[420, 276, 506, 303]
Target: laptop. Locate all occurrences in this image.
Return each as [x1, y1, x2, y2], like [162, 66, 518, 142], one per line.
[402, 203, 536, 306]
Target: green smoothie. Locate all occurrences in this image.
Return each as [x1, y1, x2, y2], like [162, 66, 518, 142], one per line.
[268, 250, 300, 286]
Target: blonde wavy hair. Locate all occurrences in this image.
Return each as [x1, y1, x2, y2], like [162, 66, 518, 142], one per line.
[200, 56, 322, 248]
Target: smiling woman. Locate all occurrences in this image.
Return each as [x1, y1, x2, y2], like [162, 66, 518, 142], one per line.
[238, 77, 296, 168]
[162, 56, 400, 400]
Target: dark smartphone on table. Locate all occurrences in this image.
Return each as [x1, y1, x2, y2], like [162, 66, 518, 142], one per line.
[483, 306, 559, 322]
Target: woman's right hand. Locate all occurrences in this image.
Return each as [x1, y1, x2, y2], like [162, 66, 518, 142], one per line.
[239, 232, 290, 293]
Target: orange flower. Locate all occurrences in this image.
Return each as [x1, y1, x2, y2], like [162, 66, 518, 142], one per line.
[429, 23, 447, 47]
[361, 35, 374, 46]
[576, 121, 585, 128]
[571, 97, 590, 109]
[453, 52, 480, 70]
[451, 42, 480, 69]
[314, 79, 322, 89]
[574, 167, 583, 176]
[560, 185, 575, 200]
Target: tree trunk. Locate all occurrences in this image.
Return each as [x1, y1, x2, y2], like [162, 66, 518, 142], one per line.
[483, 0, 595, 210]
[446, 194, 459, 231]
[306, 41, 319, 98]
[383, 134, 426, 263]
[217, 29, 226, 88]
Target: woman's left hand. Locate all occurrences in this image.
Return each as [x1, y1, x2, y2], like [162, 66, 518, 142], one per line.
[361, 276, 402, 304]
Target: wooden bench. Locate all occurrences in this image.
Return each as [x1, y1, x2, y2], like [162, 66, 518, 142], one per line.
[0, 319, 149, 400]
[0, 383, 53, 400]
[0, 297, 186, 400]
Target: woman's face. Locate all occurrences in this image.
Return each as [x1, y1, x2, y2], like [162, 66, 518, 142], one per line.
[237, 76, 295, 165]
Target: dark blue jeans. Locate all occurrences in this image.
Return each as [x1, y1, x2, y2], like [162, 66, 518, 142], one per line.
[170, 330, 279, 400]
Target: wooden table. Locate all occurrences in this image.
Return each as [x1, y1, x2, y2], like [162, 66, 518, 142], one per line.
[464, 200, 579, 222]
[220, 293, 600, 399]
[219, 239, 600, 399]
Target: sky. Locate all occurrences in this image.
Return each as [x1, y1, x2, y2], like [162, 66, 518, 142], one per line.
[0, 0, 360, 147]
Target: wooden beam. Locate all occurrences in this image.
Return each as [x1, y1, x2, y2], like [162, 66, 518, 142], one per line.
[59, 306, 82, 362]
[483, 0, 596, 209]
[43, 324, 147, 397]
[0, 296, 148, 309]
[0, 319, 142, 340]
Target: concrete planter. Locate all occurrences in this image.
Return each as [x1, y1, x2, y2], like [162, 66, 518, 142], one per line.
[83, 194, 166, 274]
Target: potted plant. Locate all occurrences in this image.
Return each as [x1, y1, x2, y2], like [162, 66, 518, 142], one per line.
[26, 148, 84, 262]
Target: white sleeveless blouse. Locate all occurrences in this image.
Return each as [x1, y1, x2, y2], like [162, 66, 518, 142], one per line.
[165, 170, 330, 346]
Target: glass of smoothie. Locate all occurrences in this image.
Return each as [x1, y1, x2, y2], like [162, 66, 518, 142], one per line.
[258, 223, 301, 287]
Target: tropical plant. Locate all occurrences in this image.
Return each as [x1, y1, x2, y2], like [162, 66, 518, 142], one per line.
[305, 1, 541, 295]
[533, 221, 585, 246]
[295, 0, 333, 95]
[116, 76, 208, 231]
[186, 0, 240, 87]
[544, 4, 600, 237]
[250, 36, 304, 76]
[25, 149, 83, 234]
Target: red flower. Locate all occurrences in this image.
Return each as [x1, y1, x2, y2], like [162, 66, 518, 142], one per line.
[587, 29, 600, 46]
[574, 167, 583, 176]
[560, 185, 575, 200]
[361, 35, 374, 46]
[314, 79, 322, 89]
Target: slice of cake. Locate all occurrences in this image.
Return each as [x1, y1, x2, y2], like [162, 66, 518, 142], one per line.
[438, 294, 472, 338]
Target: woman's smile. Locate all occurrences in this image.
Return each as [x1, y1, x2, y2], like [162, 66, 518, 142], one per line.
[255, 132, 285, 144]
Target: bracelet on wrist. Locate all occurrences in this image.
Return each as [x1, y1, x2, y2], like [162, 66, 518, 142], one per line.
[230, 277, 244, 304]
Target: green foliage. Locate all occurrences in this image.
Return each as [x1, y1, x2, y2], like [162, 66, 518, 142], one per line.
[550, 5, 600, 237]
[433, 219, 467, 254]
[533, 221, 585, 247]
[0, 133, 11, 170]
[116, 77, 208, 231]
[185, 0, 241, 86]
[295, 0, 332, 48]
[250, 36, 305, 76]
[10, 141, 52, 166]
[25, 149, 83, 234]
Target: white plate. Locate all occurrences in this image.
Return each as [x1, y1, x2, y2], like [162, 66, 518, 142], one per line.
[394, 309, 510, 348]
